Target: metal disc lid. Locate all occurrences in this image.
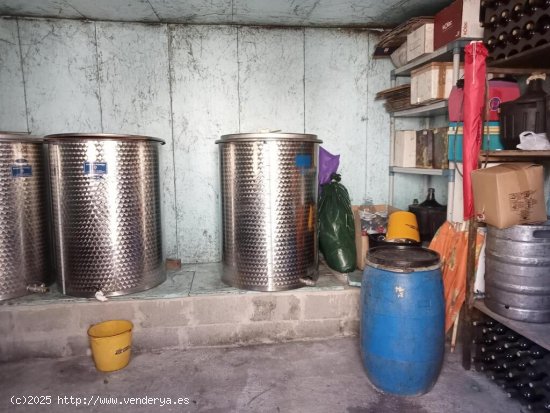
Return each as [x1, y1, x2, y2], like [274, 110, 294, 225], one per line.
[44, 133, 165, 145]
[367, 245, 440, 271]
[217, 132, 321, 144]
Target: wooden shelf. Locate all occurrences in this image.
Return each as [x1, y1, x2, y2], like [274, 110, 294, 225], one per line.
[487, 43, 550, 70]
[474, 299, 550, 351]
[391, 100, 448, 118]
[479, 150, 550, 162]
[391, 39, 475, 78]
[389, 166, 455, 179]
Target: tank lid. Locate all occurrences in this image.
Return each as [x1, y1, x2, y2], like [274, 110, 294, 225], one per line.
[367, 245, 440, 270]
[0, 132, 43, 143]
[44, 133, 165, 144]
[216, 132, 322, 143]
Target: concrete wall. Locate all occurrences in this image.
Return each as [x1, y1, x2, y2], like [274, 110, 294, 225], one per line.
[0, 16, 427, 263]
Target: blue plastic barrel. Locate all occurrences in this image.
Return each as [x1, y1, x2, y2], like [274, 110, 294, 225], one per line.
[360, 245, 445, 396]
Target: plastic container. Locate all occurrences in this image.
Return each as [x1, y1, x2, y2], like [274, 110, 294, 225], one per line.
[448, 122, 503, 161]
[386, 211, 420, 242]
[88, 320, 133, 372]
[360, 246, 445, 395]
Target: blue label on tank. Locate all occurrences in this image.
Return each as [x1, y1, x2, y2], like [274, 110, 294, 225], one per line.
[11, 164, 32, 178]
[84, 161, 108, 177]
[295, 154, 312, 169]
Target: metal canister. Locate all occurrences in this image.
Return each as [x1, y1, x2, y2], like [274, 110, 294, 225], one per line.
[0, 133, 48, 300]
[45, 133, 165, 297]
[485, 222, 550, 323]
[216, 132, 321, 291]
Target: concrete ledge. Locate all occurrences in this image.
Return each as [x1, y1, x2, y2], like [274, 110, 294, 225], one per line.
[0, 288, 360, 361]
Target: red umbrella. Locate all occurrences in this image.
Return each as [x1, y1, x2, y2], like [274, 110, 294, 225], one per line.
[462, 41, 488, 220]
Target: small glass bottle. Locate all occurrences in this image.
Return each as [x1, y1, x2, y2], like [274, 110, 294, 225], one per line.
[499, 9, 511, 26]
[420, 188, 443, 208]
[511, 3, 524, 21]
[509, 27, 522, 44]
[536, 15, 550, 35]
[523, 21, 536, 39]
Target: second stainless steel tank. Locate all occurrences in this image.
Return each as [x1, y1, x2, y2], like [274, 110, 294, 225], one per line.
[46, 133, 165, 297]
[217, 132, 321, 291]
[0, 133, 48, 300]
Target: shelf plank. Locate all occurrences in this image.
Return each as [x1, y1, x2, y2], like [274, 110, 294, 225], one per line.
[479, 150, 550, 162]
[474, 299, 550, 351]
[392, 39, 476, 78]
[391, 100, 448, 117]
[487, 43, 550, 70]
[389, 166, 454, 177]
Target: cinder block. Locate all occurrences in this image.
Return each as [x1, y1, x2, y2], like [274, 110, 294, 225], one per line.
[66, 334, 89, 356]
[14, 306, 78, 333]
[238, 321, 297, 344]
[136, 299, 192, 328]
[191, 295, 250, 325]
[133, 327, 182, 351]
[303, 291, 359, 320]
[187, 324, 239, 347]
[0, 310, 14, 336]
[294, 319, 346, 340]
[249, 294, 301, 322]
[77, 301, 136, 329]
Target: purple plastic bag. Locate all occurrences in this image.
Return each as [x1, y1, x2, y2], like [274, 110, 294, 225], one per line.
[318, 147, 340, 186]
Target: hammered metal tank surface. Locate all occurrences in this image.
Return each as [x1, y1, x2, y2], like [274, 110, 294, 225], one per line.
[0, 134, 48, 300]
[46, 134, 165, 297]
[217, 133, 321, 291]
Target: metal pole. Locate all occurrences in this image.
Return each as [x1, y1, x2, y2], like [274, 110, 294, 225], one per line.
[461, 218, 478, 370]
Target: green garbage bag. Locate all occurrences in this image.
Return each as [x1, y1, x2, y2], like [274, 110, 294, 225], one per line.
[318, 173, 356, 273]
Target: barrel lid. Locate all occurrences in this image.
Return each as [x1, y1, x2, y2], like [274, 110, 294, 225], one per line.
[216, 132, 322, 144]
[44, 133, 165, 145]
[367, 245, 440, 271]
[0, 132, 43, 143]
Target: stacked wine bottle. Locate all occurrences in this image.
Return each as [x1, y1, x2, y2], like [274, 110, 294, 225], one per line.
[472, 318, 550, 412]
[481, 0, 550, 62]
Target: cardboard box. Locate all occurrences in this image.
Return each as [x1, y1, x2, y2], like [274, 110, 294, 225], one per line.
[416, 129, 434, 168]
[434, 0, 483, 50]
[352, 205, 401, 270]
[407, 23, 434, 62]
[393, 130, 417, 167]
[432, 127, 449, 169]
[390, 42, 408, 68]
[471, 163, 547, 229]
[410, 62, 464, 104]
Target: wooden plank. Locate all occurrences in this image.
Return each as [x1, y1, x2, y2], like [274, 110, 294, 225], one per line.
[0, 18, 27, 132]
[95, 22, 177, 259]
[479, 150, 550, 162]
[170, 25, 239, 263]
[18, 19, 101, 134]
[305, 28, 370, 204]
[239, 27, 304, 132]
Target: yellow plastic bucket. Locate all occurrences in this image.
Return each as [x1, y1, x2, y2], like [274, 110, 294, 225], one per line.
[88, 320, 133, 372]
[386, 211, 420, 242]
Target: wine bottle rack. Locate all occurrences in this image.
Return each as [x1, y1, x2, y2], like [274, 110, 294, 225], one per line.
[472, 315, 550, 411]
[481, 0, 550, 67]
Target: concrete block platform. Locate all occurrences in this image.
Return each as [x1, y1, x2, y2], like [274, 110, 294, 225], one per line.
[0, 263, 362, 361]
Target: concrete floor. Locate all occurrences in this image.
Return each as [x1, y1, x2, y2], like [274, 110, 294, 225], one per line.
[0, 338, 523, 413]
